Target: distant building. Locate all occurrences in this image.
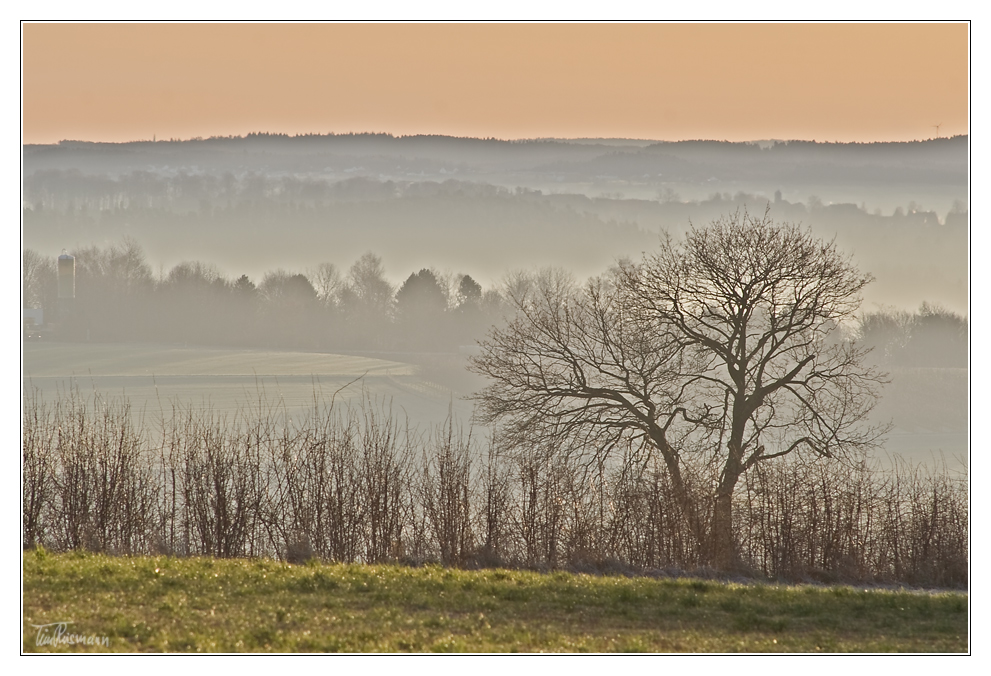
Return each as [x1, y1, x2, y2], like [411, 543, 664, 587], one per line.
[23, 308, 44, 326]
[24, 308, 44, 340]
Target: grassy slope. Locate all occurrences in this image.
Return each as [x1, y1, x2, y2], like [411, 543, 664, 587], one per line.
[22, 550, 968, 653]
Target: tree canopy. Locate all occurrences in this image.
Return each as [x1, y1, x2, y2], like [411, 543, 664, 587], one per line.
[396, 268, 448, 316]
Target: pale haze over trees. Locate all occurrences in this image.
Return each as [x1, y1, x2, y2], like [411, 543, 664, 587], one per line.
[21, 135, 968, 316]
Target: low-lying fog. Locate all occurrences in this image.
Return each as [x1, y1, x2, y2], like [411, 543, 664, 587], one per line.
[22, 134, 968, 472]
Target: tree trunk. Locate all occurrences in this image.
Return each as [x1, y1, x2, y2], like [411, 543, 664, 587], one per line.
[711, 488, 739, 571]
[711, 440, 744, 571]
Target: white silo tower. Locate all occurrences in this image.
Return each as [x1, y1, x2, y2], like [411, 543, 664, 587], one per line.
[57, 250, 75, 318]
[57, 250, 75, 299]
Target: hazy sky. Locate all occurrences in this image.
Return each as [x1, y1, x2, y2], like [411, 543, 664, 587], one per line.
[23, 22, 968, 144]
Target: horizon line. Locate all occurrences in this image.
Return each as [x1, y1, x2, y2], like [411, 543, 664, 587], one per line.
[23, 132, 970, 147]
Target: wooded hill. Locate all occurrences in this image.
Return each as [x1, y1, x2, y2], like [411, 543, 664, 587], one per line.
[24, 133, 967, 187]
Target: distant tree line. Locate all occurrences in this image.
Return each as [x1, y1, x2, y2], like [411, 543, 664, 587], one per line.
[23, 170, 551, 215]
[22, 234, 968, 365]
[858, 303, 967, 368]
[25, 134, 966, 189]
[23, 169, 967, 229]
[22, 238, 504, 353]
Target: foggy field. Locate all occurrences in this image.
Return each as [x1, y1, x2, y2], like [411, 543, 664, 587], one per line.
[873, 368, 968, 470]
[23, 342, 474, 428]
[22, 342, 966, 469]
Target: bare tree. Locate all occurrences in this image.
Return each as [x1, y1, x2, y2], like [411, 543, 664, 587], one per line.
[310, 262, 343, 307]
[344, 252, 394, 312]
[22, 249, 56, 311]
[470, 210, 888, 570]
[337, 252, 395, 349]
[627, 209, 887, 568]
[469, 267, 712, 549]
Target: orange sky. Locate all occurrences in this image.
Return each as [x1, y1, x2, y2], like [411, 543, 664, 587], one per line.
[22, 22, 969, 144]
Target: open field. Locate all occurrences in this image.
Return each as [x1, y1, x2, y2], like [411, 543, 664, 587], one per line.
[23, 342, 474, 428]
[22, 549, 968, 653]
[872, 367, 968, 470]
[22, 342, 966, 468]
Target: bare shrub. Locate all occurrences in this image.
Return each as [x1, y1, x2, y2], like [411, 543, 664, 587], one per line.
[44, 390, 156, 555]
[262, 397, 366, 563]
[608, 453, 711, 570]
[319, 410, 365, 562]
[509, 440, 570, 569]
[472, 436, 511, 567]
[878, 457, 968, 587]
[736, 453, 968, 587]
[22, 388, 967, 587]
[22, 389, 54, 549]
[358, 400, 413, 563]
[420, 416, 474, 566]
[167, 405, 265, 558]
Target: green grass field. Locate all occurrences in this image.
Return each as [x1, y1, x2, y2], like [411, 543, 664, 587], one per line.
[22, 549, 968, 653]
